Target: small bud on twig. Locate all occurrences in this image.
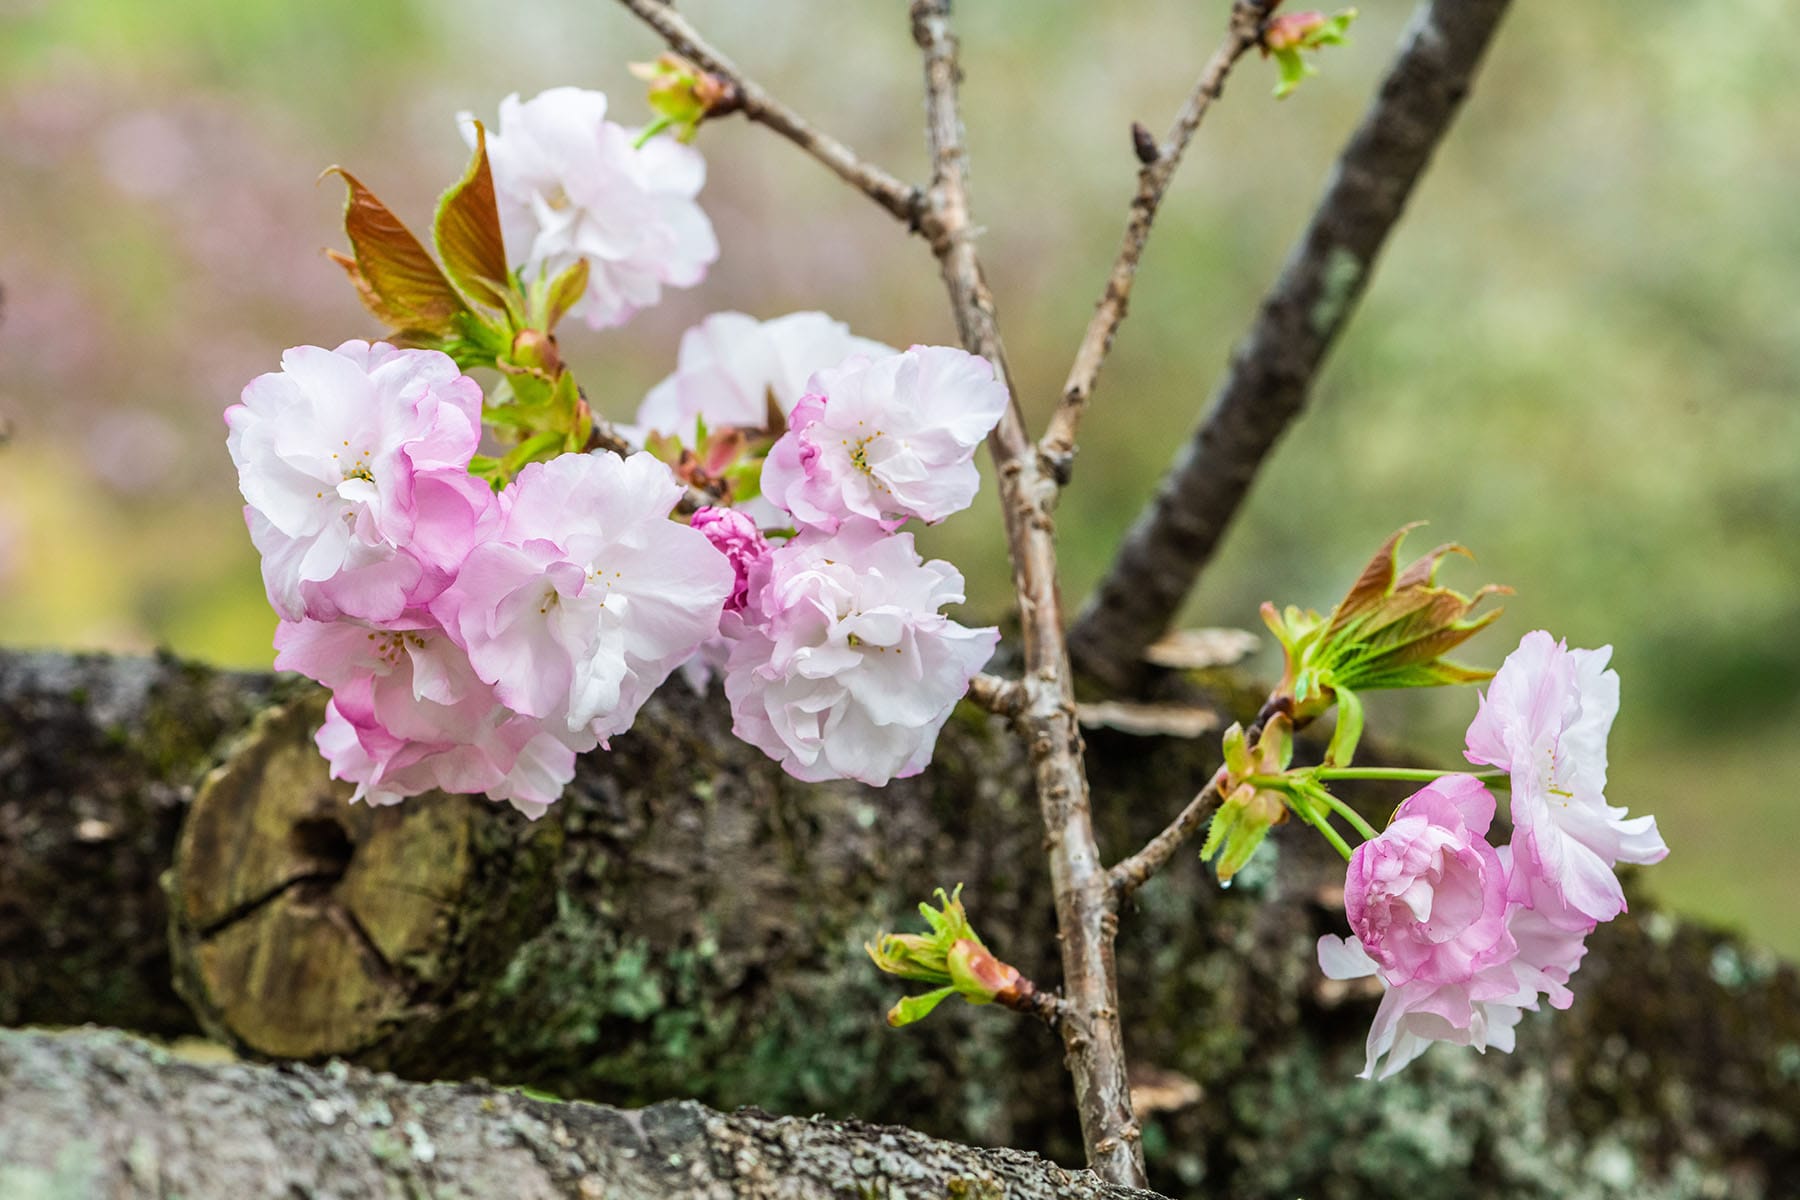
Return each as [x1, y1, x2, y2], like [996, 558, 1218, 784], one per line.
[1131, 122, 1160, 165]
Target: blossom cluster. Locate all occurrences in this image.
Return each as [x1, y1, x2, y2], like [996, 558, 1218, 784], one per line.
[673, 342, 1008, 786]
[1318, 631, 1668, 1077]
[228, 87, 1002, 813]
[228, 342, 733, 816]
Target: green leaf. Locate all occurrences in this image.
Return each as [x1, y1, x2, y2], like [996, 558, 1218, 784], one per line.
[434, 121, 514, 311]
[1273, 49, 1313, 99]
[1217, 817, 1275, 882]
[326, 167, 468, 334]
[1199, 790, 1245, 864]
[886, 986, 956, 1027]
[542, 259, 590, 331]
[1326, 687, 1363, 767]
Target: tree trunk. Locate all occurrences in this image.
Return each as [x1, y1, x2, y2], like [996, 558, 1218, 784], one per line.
[0, 1027, 1153, 1199]
[2, 646, 1796, 1198]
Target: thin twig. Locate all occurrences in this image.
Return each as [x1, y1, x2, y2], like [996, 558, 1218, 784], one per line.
[1038, 0, 1274, 484]
[1110, 695, 1284, 898]
[911, 2, 1144, 1187]
[1068, 0, 1514, 692]
[1110, 769, 1226, 901]
[1004, 983, 1068, 1029]
[966, 672, 1028, 717]
[613, 0, 922, 224]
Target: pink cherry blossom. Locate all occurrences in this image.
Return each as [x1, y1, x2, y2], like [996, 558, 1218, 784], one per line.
[1465, 630, 1667, 921]
[430, 450, 733, 743]
[1344, 775, 1515, 989]
[1320, 774, 1603, 1078]
[634, 311, 894, 439]
[760, 346, 1009, 531]
[690, 506, 770, 614]
[276, 615, 578, 818]
[722, 522, 998, 785]
[471, 88, 717, 330]
[226, 341, 491, 623]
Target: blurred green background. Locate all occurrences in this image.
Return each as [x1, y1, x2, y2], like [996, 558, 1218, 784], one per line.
[1, 1, 1795, 952]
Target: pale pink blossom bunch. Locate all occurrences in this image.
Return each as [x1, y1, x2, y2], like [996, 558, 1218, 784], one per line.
[724, 523, 999, 785]
[712, 344, 1007, 785]
[1319, 630, 1665, 1077]
[470, 87, 718, 330]
[231, 89, 1007, 810]
[230, 344, 733, 817]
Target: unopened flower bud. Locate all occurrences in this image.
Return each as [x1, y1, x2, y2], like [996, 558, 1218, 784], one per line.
[1259, 6, 1358, 98]
[867, 886, 1036, 1027]
[630, 53, 738, 143]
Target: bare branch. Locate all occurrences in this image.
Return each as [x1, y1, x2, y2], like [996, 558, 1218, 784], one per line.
[1069, 0, 1514, 691]
[1109, 770, 1226, 901]
[1038, 1, 1275, 484]
[966, 672, 1029, 717]
[911, 1, 1143, 1186]
[613, 0, 921, 224]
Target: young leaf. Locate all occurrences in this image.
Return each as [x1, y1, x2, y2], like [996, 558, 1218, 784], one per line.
[434, 121, 514, 311]
[543, 259, 590, 331]
[1326, 686, 1363, 767]
[326, 167, 467, 334]
[886, 986, 956, 1028]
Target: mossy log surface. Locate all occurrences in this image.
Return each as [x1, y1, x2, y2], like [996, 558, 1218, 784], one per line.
[0, 1028, 1152, 1199]
[2, 646, 1797, 1199]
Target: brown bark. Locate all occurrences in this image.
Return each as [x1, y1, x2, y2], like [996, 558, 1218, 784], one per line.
[0, 1027, 1154, 1199]
[1069, 0, 1514, 691]
[0, 649, 277, 1035]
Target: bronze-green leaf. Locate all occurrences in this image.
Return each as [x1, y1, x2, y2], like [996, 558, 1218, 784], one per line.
[326, 167, 467, 335]
[434, 121, 514, 311]
[543, 259, 590, 331]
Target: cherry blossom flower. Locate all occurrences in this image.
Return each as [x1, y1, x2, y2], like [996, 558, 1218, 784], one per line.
[761, 346, 1009, 531]
[430, 450, 733, 742]
[1319, 777, 1603, 1078]
[1464, 630, 1667, 921]
[690, 505, 770, 614]
[276, 615, 576, 818]
[723, 522, 998, 785]
[634, 311, 894, 440]
[1344, 775, 1516, 989]
[472, 87, 717, 329]
[225, 341, 490, 624]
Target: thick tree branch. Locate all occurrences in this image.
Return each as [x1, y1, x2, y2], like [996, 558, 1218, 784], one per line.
[613, 0, 922, 225]
[0, 1029, 1155, 1200]
[1039, 0, 1274, 484]
[910, 2, 1143, 1188]
[1069, 0, 1514, 691]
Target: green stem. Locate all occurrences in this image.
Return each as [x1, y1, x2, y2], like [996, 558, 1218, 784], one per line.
[1296, 803, 1354, 862]
[1313, 766, 1508, 785]
[634, 116, 676, 148]
[1317, 790, 1380, 842]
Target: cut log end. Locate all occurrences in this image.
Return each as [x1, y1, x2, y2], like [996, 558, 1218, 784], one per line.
[167, 691, 481, 1060]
